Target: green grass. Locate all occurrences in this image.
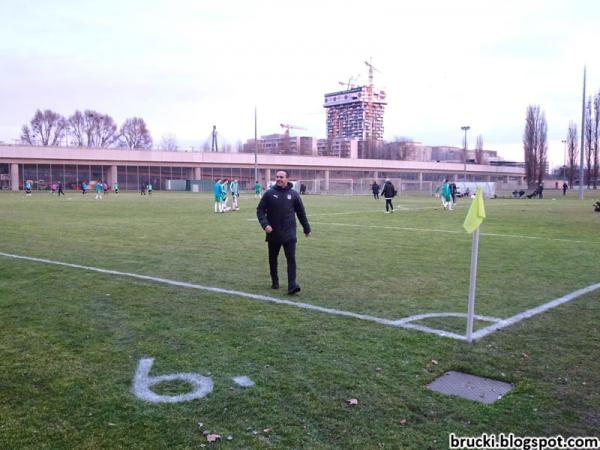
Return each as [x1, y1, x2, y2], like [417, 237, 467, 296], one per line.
[1, 190, 599, 449]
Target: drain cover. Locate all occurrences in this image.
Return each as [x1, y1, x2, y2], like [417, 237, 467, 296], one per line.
[427, 371, 512, 404]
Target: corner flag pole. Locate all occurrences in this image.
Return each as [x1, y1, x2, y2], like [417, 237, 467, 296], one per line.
[466, 227, 480, 342]
[463, 187, 486, 343]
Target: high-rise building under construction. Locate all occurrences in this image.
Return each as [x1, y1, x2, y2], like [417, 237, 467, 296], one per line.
[323, 86, 386, 141]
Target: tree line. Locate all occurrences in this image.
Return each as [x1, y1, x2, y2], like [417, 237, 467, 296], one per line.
[20, 109, 153, 149]
[524, 89, 600, 189]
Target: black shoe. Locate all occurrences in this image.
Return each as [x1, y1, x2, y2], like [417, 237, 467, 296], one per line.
[287, 285, 301, 295]
[271, 282, 279, 289]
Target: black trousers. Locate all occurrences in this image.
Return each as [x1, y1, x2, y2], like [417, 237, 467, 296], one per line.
[268, 240, 297, 289]
[385, 198, 393, 211]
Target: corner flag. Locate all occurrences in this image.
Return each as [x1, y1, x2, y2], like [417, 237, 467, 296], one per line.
[463, 187, 486, 233]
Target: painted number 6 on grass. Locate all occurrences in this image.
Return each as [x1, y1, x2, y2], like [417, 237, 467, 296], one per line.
[132, 358, 214, 403]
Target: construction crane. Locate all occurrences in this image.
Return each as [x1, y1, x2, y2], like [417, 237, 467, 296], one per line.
[279, 123, 307, 154]
[338, 74, 360, 90]
[364, 58, 382, 156]
[280, 123, 307, 136]
[364, 58, 381, 87]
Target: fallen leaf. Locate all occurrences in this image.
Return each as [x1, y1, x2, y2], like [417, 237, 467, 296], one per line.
[206, 434, 221, 443]
[347, 398, 359, 406]
[431, 359, 438, 365]
[263, 428, 273, 433]
[399, 419, 407, 425]
[522, 352, 529, 359]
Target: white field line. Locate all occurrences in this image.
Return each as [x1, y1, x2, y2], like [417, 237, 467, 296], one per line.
[245, 205, 440, 221]
[2, 251, 599, 342]
[471, 282, 600, 340]
[309, 221, 600, 245]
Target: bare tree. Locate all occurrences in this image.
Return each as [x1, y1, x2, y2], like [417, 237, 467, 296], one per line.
[475, 135, 484, 164]
[160, 133, 178, 151]
[68, 110, 118, 148]
[68, 110, 86, 146]
[94, 113, 118, 148]
[523, 105, 547, 187]
[593, 91, 600, 189]
[20, 109, 68, 146]
[567, 122, 578, 187]
[119, 117, 152, 149]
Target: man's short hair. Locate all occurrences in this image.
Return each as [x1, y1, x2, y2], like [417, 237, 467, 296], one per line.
[277, 169, 290, 177]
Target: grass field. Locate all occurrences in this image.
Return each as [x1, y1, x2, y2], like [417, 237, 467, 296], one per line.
[1, 189, 599, 449]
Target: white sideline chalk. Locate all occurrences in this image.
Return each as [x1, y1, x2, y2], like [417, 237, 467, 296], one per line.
[1, 252, 598, 341]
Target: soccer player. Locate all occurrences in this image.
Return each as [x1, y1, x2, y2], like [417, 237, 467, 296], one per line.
[95, 180, 103, 199]
[256, 170, 311, 295]
[57, 181, 65, 196]
[113, 182, 120, 194]
[230, 178, 240, 210]
[147, 183, 153, 195]
[213, 179, 223, 213]
[221, 178, 229, 211]
[24, 180, 32, 196]
[254, 180, 261, 198]
[441, 179, 452, 210]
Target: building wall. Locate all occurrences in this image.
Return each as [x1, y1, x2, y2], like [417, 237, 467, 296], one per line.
[0, 144, 524, 191]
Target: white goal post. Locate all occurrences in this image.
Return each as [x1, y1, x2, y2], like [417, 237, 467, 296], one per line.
[294, 178, 435, 196]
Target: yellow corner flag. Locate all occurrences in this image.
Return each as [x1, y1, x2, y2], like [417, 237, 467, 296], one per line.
[463, 187, 486, 233]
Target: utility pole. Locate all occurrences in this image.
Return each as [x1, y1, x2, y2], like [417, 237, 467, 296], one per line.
[461, 126, 470, 181]
[579, 66, 586, 200]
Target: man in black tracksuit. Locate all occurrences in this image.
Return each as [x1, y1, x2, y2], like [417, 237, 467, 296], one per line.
[381, 178, 396, 213]
[257, 170, 311, 295]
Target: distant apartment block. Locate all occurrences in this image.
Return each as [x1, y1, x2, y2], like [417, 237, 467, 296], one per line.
[242, 135, 358, 159]
[242, 134, 317, 156]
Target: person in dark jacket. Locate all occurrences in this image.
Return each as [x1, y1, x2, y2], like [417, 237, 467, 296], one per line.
[381, 179, 396, 213]
[371, 181, 380, 200]
[449, 181, 457, 205]
[256, 170, 311, 295]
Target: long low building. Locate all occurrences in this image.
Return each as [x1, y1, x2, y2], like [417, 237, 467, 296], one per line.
[0, 144, 524, 193]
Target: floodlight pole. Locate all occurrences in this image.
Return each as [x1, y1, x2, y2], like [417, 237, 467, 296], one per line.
[561, 139, 567, 180]
[254, 107, 258, 186]
[461, 126, 470, 182]
[578, 66, 586, 200]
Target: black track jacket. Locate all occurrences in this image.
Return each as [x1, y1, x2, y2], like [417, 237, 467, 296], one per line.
[256, 182, 311, 244]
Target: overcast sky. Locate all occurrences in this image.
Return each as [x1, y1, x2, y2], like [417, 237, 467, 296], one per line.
[1, 0, 599, 167]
